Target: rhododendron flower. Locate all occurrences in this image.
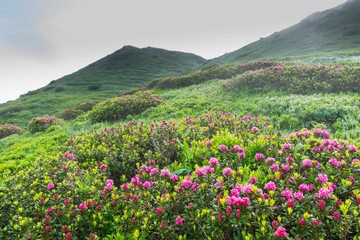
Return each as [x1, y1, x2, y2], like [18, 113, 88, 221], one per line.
[122, 184, 129, 190]
[209, 157, 219, 166]
[100, 164, 107, 170]
[272, 220, 278, 229]
[226, 206, 231, 216]
[242, 183, 255, 193]
[316, 174, 328, 183]
[192, 181, 200, 190]
[294, 191, 304, 200]
[299, 218, 305, 227]
[281, 164, 290, 172]
[255, 153, 264, 160]
[265, 181, 276, 190]
[47, 183, 54, 190]
[349, 177, 355, 183]
[79, 203, 87, 211]
[231, 188, 240, 197]
[349, 145, 358, 151]
[143, 181, 154, 188]
[286, 157, 293, 163]
[283, 143, 291, 149]
[232, 145, 242, 151]
[150, 168, 159, 176]
[332, 212, 340, 221]
[205, 141, 212, 146]
[156, 207, 162, 216]
[282, 189, 293, 198]
[298, 184, 309, 192]
[64, 199, 69, 205]
[302, 159, 312, 167]
[266, 157, 275, 162]
[63, 225, 68, 232]
[46, 207, 54, 213]
[45, 226, 51, 232]
[223, 168, 232, 176]
[170, 175, 178, 181]
[274, 226, 287, 238]
[175, 218, 185, 225]
[90, 234, 95, 240]
[133, 195, 138, 203]
[313, 220, 322, 227]
[271, 164, 279, 172]
[249, 177, 258, 183]
[219, 144, 228, 150]
[182, 179, 192, 189]
[318, 200, 325, 209]
[45, 216, 50, 222]
[66, 232, 72, 239]
[161, 169, 170, 176]
[237, 152, 246, 158]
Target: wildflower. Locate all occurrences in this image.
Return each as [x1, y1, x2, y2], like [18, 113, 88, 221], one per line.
[272, 220, 278, 229]
[219, 144, 228, 151]
[283, 143, 291, 149]
[64, 199, 69, 205]
[232, 145, 242, 151]
[316, 174, 328, 183]
[100, 164, 106, 170]
[226, 206, 231, 216]
[47, 183, 54, 190]
[294, 191, 304, 200]
[349, 177, 355, 183]
[299, 218, 305, 227]
[79, 203, 87, 211]
[271, 164, 279, 172]
[313, 220, 322, 227]
[249, 177, 258, 183]
[150, 168, 158, 176]
[90, 234, 95, 240]
[156, 208, 162, 216]
[133, 195, 138, 203]
[302, 159, 312, 167]
[182, 179, 192, 189]
[175, 218, 185, 225]
[161, 169, 170, 177]
[122, 184, 129, 190]
[192, 181, 200, 190]
[160, 221, 164, 228]
[223, 168, 232, 176]
[318, 200, 325, 209]
[255, 153, 264, 160]
[274, 226, 287, 238]
[236, 209, 240, 218]
[281, 164, 290, 172]
[97, 205, 101, 211]
[45, 216, 50, 222]
[332, 212, 340, 221]
[286, 157, 293, 163]
[46, 207, 54, 213]
[282, 189, 293, 199]
[45, 226, 50, 232]
[205, 141, 212, 146]
[143, 181, 153, 188]
[265, 181, 276, 191]
[209, 157, 219, 166]
[266, 157, 275, 162]
[170, 175, 178, 181]
[66, 232, 72, 239]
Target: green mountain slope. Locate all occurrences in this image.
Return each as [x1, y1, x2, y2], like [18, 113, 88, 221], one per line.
[0, 46, 206, 126]
[210, 0, 360, 65]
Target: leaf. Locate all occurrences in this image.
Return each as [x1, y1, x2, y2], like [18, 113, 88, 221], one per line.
[305, 138, 323, 145]
[172, 168, 192, 176]
[293, 143, 303, 156]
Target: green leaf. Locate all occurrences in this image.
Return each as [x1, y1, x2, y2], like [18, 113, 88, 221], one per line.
[172, 168, 192, 176]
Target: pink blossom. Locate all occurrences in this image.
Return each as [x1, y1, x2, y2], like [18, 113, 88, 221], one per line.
[192, 181, 200, 190]
[264, 181, 276, 191]
[302, 159, 312, 167]
[294, 191, 304, 200]
[100, 164, 107, 170]
[182, 179, 192, 189]
[318, 200, 325, 209]
[156, 207, 162, 216]
[219, 144, 228, 151]
[282, 189, 293, 199]
[232, 145, 242, 151]
[266, 157, 275, 162]
[249, 177, 258, 183]
[170, 175, 178, 181]
[255, 153, 264, 160]
[149, 168, 159, 176]
[66, 232, 72, 239]
[45, 226, 51, 232]
[143, 181, 154, 188]
[298, 184, 309, 192]
[271, 164, 279, 172]
[47, 183, 54, 190]
[316, 174, 328, 183]
[205, 141, 212, 146]
[223, 168, 232, 176]
[274, 226, 287, 238]
[122, 184, 129, 190]
[209, 157, 219, 166]
[79, 203, 87, 211]
[175, 218, 185, 225]
[332, 212, 340, 221]
[299, 218, 306, 227]
[161, 169, 171, 177]
[283, 143, 291, 149]
[281, 164, 290, 172]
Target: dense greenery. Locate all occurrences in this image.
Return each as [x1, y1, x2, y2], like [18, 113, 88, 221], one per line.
[148, 61, 280, 89]
[2, 112, 360, 239]
[59, 102, 98, 120]
[88, 92, 163, 123]
[222, 64, 360, 94]
[0, 124, 23, 139]
[28, 116, 63, 133]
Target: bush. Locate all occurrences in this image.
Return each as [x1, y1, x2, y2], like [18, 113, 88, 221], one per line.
[55, 86, 65, 92]
[88, 84, 101, 90]
[2, 112, 360, 239]
[0, 123, 23, 139]
[59, 108, 83, 120]
[148, 61, 281, 89]
[43, 86, 55, 92]
[0, 105, 23, 116]
[223, 64, 360, 94]
[88, 91, 163, 122]
[28, 115, 63, 133]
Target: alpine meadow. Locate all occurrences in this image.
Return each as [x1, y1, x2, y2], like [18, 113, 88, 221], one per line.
[2, 0, 360, 239]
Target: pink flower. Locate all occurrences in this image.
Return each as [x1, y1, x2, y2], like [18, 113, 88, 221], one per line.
[318, 186, 333, 199]
[236, 209, 240, 217]
[90, 234, 95, 240]
[226, 206, 232, 216]
[205, 141, 212, 146]
[298, 184, 309, 192]
[45, 226, 51, 232]
[66, 232, 72, 239]
[47, 183, 54, 190]
[316, 174, 328, 183]
[45, 216, 50, 222]
[283, 143, 291, 149]
[232, 145, 242, 151]
[192, 181, 199, 190]
[170, 175, 178, 181]
[161, 169, 170, 177]
[62, 164, 67, 170]
[64, 199, 69, 205]
[249, 177, 258, 183]
[46, 207, 54, 213]
[272, 220, 278, 229]
[219, 144, 228, 151]
[264, 181, 276, 191]
[318, 200, 325, 209]
[223, 168, 232, 176]
[266, 157, 275, 162]
[175, 218, 185, 225]
[150, 168, 159, 176]
[255, 153, 264, 160]
[63, 225, 68, 232]
[133, 195, 138, 203]
[332, 212, 340, 221]
[100, 164, 106, 170]
[79, 203, 87, 211]
[286, 157, 293, 163]
[274, 226, 287, 238]
[182, 180, 192, 189]
[313, 220, 322, 227]
[143, 181, 154, 188]
[349, 177, 355, 183]
[271, 164, 279, 172]
[281, 164, 290, 172]
[302, 159, 312, 167]
[294, 191, 304, 200]
[299, 218, 305, 227]
[209, 157, 219, 166]
[282, 189, 293, 199]
[156, 207, 162, 216]
[122, 184, 129, 190]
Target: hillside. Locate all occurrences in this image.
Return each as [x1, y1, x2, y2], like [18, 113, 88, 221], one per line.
[0, 46, 206, 126]
[210, 0, 360, 65]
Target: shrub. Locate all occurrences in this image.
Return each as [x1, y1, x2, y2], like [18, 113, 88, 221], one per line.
[43, 86, 55, 92]
[88, 91, 163, 122]
[28, 115, 62, 133]
[1, 112, 360, 239]
[0, 123, 23, 139]
[148, 61, 281, 89]
[0, 105, 23, 116]
[55, 86, 65, 92]
[59, 109, 83, 120]
[88, 84, 101, 90]
[223, 64, 360, 94]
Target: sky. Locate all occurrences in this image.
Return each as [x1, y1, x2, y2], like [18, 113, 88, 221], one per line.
[0, 0, 347, 103]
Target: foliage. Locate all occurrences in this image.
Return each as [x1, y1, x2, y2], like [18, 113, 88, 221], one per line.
[0, 124, 23, 139]
[88, 92, 163, 123]
[222, 64, 360, 94]
[59, 102, 98, 120]
[148, 61, 281, 89]
[2, 112, 360, 239]
[88, 85, 102, 91]
[28, 115, 63, 133]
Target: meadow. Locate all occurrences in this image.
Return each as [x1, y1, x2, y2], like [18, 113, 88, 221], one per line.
[1, 62, 360, 239]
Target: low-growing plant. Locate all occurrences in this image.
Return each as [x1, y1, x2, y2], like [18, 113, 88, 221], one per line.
[28, 115, 63, 133]
[55, 86, 65, 92]
[88, 91, 163, 123]
[0, 123, 23, 139]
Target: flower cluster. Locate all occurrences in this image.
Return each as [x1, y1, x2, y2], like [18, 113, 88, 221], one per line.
[0, 123, 23, 139]
[28, 115, 62, 133]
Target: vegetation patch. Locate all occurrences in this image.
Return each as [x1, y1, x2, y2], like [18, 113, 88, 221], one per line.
[0, 123, 23, 139]
[28, 115, 63, 133]
[88, 91, 163, 123]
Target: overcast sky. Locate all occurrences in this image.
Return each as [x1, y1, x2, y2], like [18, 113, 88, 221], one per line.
[0, 0, 347, 103]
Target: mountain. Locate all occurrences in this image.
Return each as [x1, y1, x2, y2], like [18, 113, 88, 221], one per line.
[0, 46, 206, 125]
[210, 0, 360, 65]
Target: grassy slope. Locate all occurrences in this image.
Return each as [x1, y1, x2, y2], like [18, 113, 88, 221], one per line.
[0, 46, 206, 126]
[210, 0, 360, 65]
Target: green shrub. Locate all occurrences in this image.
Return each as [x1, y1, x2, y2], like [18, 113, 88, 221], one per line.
[88, 91, 163, 123]
[55, 86, 65, 92]
[28, 115, 63, 133]
[88, 84, 101, 90]
[0, 123, 23, 139]
[59, 108, 83, 120]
